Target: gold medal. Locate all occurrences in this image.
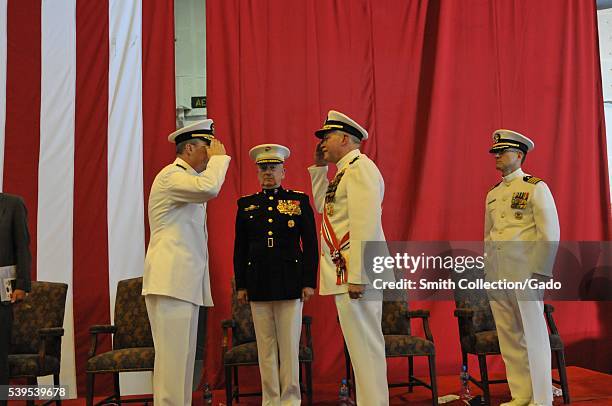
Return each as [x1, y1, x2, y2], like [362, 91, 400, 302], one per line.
[326, 203, 334, 216]
[511, 192, 529, 209]
[277, 200, 301, 215]
[288, 220, 295, 228]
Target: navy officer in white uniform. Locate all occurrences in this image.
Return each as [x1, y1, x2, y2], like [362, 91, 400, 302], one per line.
[143, 119, 231, 405]
[234, 144, 318, 406]
[485, 129, 560, 406]
[308, 110, 389, 406]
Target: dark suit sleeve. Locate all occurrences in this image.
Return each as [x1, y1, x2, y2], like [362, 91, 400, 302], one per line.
[233, 201, 248, 290]
[12, 198, 31, 292]
[300, 195, 318, 289]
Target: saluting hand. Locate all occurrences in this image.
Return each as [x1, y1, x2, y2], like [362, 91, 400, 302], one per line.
[207, 139, 227, 157]
[314, 142, 327, 167]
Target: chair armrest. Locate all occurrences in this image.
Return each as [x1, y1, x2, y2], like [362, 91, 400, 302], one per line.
[89, 324, 117, 334]
[88, 324, 116, 358]
[453, 308, 475, 319]
[543, 303, 560, 335]
[221, 319, 235, 356]
[221, 320, 235, 329]
[453, 307, 478, 352]
[37, 328, 65, 369]
[39, 327, 64, 337]
[407, 309, 430, 319]
[301, 316, 313, 354]
[408, 309, 433, 342]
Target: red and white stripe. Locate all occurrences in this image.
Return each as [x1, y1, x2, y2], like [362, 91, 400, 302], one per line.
[0, 0, 175, 397]
[0, 0, 6, 186]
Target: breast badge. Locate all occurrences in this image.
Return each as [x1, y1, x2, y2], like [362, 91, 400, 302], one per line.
[244, 204, 259, 211]
[511, 192, 529, 209]
[277, 200, 301, 216]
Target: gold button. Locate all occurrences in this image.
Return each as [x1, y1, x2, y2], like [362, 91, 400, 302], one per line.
[295, 259, 298, 263]
[248, 262, 251, 265]
[249, 215, 253, 219]
[269, 196, 274, 200]
[268, 207, 273, 211]
[268, 218, 273, 223]
[501, 213, 505, 218]
[268, 231, 273, 236]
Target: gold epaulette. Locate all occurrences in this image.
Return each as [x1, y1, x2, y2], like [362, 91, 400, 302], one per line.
[523, 175, 543, 185]
[239, 192, 258, 199]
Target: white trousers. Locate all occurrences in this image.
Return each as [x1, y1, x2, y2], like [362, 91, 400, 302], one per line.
[489, 291, 552, 406]
[145, 294, 199, 406]
[335, 290, 389, 406]
[250, 299, 303, 406]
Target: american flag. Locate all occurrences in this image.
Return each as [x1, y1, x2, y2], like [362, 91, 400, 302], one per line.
[0, 0, 176, 397]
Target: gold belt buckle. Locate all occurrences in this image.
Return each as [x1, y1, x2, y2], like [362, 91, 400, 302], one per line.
[267, 237, 274, 248]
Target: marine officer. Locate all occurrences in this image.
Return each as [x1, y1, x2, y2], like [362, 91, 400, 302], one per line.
[234, 143, 318, 406]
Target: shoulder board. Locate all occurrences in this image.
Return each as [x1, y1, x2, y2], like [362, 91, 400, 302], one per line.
[523, 175, 543, 185]
[175, 164, 187, 170]
[489, 181, 502, 191]
[239, 192, 258, 200]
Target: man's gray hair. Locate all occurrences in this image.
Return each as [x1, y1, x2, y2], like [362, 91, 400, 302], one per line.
[347, 134, 362, 145]
[176, 139, 203, 154]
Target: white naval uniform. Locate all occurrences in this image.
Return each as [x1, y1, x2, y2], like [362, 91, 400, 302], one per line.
[308, 149, 389, 406]
[484, 167, 560, 406]
[143, 155, 231, 405]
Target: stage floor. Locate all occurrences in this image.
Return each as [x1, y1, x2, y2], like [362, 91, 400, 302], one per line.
[44, 366, 612, 405]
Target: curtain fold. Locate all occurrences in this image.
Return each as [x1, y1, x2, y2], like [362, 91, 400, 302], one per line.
[207, 0, 611, 385]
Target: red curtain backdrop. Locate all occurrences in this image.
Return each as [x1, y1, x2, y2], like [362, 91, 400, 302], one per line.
[206, 0, 612, 386]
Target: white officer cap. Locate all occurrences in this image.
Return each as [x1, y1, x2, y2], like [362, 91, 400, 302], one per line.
[168, 119, 215, 144]
[249, 144, 291, 164]
[314, 110, 368, 141]
[489, 129, 534, 154]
